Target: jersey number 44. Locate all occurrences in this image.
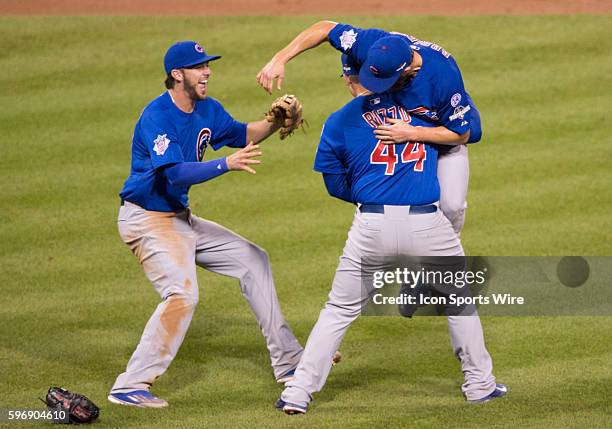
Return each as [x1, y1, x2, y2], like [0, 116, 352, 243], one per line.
[370, 141, 426, 175]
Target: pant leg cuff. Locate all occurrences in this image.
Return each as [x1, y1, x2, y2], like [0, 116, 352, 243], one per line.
[281, 385, 311, 408]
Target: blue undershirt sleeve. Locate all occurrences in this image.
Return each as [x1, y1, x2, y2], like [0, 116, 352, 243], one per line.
[323, 173, 353, 203]
[163, 158, 229, 187]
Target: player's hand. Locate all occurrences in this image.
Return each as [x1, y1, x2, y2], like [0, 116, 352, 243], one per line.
[226, 141, 262, 175]
[257, 58, 286, 95]
[374, 117, 421, 144]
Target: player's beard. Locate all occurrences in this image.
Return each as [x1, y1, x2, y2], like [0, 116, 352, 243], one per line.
[184, 79, 207, 101]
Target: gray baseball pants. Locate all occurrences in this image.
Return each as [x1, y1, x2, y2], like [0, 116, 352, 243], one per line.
[438, 144, 469, 234]
[111, 201, 303, 393]
[281, 204, 496, 407]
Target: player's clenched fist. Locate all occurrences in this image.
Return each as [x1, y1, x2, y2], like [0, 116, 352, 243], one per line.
[226, 141, 262, 174]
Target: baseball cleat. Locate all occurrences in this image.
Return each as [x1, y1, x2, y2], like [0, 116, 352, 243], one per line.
[276, 351, 342, 383]
[284, 402, 308, 415]
[468, 384, 508, 404]
[108, 390, 169, 408]
[275, 398, 308, 415]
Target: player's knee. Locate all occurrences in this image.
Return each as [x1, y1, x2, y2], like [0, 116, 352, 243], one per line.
[164, 285, 199, 307]
[242, 241, 271, 267]
[171, 293, 199, 307]
[229, 241, 272, 282]
[324, 300, 361, 320]
[183, 291, 199, 307]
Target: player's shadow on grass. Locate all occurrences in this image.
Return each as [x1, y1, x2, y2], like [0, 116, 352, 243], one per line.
[163, 313, 274, 386]
[320, 359, 457, 405]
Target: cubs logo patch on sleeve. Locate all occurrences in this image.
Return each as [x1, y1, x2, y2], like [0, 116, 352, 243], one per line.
[153, 134, 171, 156]
[339, 30, 357, 51]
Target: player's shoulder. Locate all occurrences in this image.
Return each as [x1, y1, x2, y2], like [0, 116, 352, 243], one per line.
[410, 46, 464, 98]
[135, 93, 181, 136]
[412, 41, 461, 78]
[140, 92, 174, 121]
[322, 109, 343, 139]
[331, 22, 389, 37]
[322, 102, 352, 143]
[326, 96, 365, 126]
[408, 36, 453, 60]
[329, 22, 389, 54]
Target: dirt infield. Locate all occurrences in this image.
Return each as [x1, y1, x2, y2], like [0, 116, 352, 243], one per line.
[2, 0, 611, 15]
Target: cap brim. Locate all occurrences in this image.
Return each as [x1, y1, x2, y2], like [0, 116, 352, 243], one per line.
[359, 66, 400, 93]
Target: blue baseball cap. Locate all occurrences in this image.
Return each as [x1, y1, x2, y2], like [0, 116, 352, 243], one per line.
[164, 41, 221, 74]
[359, 36, 413, 93]
[340, 54, 358, 76]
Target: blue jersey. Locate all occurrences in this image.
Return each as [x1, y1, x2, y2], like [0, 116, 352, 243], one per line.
[314, 93, 440, 205]
[119, 92, 247, 212]
[329, 23, 481, 141]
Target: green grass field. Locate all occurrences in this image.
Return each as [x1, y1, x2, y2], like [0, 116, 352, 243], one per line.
[1, 15, 611, 428]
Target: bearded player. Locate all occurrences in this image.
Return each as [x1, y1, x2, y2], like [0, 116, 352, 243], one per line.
[108, 41, 306, 408]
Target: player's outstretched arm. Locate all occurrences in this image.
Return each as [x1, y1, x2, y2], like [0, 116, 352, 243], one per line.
[248, 93, 304, 142]
[374, 118, 470, 145]
[163, 143, 262, 186]
[246, 119, 281, 144]
[257, 20, 338, 94]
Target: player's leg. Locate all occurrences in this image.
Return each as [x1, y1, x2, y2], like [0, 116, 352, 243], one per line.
[447, 312, 496, 401]
[281, 210, 390, 409]
[189, 215, 303, 379]
[437, 144, 469, 234]
[403, 208, 496, 401]
[110, 202, 199, 394]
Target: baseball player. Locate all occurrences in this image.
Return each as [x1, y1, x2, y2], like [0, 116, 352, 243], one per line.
[258, 21, 480, 234]
[107, 40, 305, 408]
[274, 87, 506, 414]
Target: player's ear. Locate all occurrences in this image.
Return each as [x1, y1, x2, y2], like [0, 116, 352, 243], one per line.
[171, 69, 184, 83]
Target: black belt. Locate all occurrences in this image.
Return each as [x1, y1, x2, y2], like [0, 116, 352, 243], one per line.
[120, 199, 187, 213]
[359, 204, 437, 215]
[120, 199, 138, 207]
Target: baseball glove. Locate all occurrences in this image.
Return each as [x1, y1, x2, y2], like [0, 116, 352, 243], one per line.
[43, 387, 99, 424]
[264, 94, 304, 140]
